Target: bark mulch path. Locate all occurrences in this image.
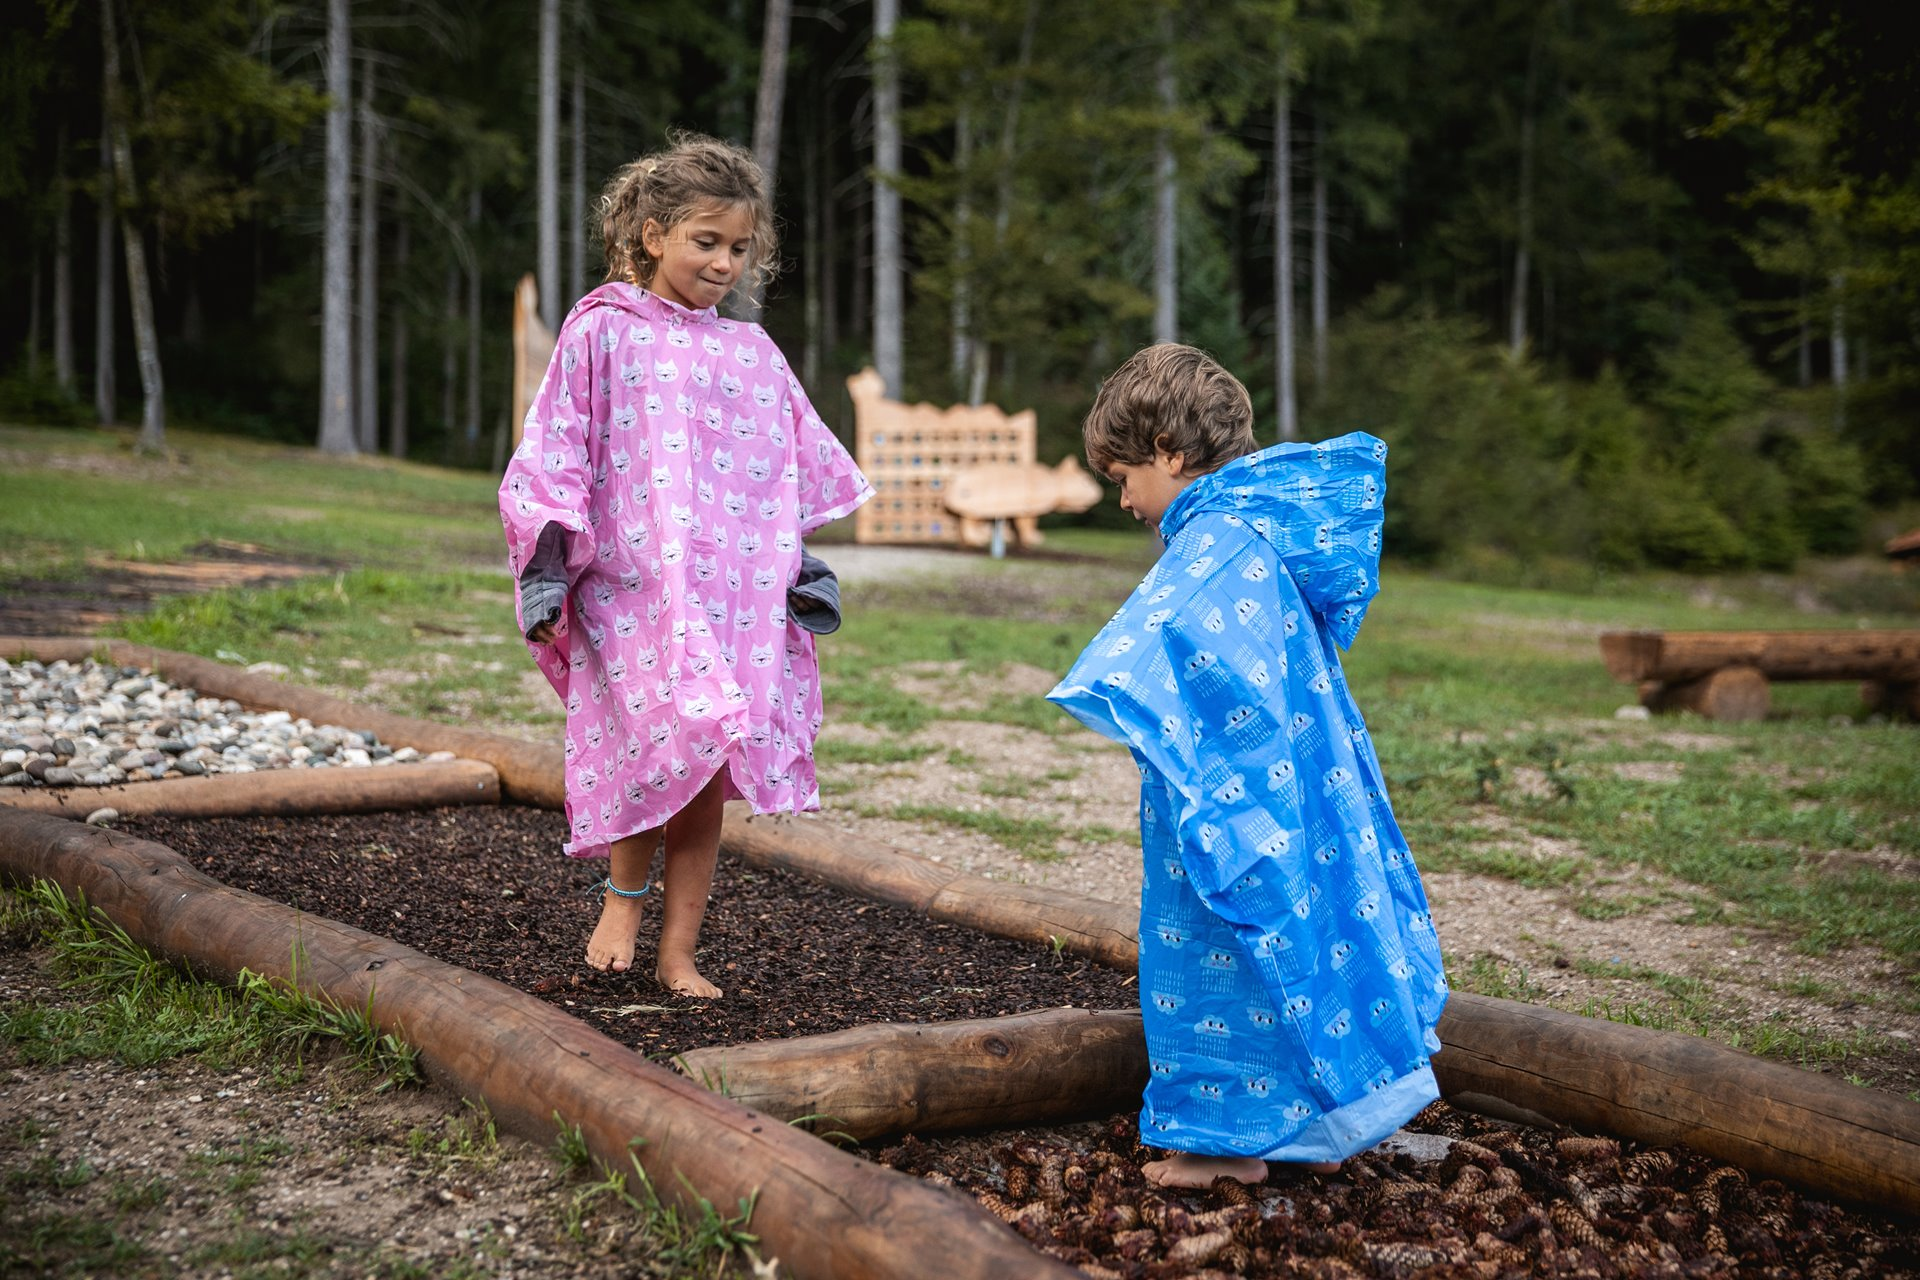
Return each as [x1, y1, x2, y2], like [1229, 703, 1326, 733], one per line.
[120, 806, 1137, 1063]
[118, 807, 1920, 1280]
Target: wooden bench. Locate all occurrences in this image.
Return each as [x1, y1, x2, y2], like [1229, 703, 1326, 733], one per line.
[1599, 630, 1920, 721]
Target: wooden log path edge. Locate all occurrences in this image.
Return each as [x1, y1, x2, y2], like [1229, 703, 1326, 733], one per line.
[8, 636, 1919, 1217]
[0, 758, 500, 820]
[0, 809, 1075, 1280]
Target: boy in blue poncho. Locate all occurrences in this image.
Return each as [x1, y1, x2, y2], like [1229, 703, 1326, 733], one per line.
[1048, 345, 1449, 1189]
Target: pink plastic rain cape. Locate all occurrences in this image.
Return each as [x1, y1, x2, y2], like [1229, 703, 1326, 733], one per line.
[499, 283, 872, 857]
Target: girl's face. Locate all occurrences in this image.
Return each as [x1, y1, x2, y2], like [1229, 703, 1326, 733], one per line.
[641, 203, 755, 311]
[1106, 449, 1194, 532]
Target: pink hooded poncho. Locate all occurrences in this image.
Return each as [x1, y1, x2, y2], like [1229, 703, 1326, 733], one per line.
[499, 282, 872, 857]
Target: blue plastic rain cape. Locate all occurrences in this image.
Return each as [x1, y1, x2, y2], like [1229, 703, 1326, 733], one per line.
[1048, 432, 1448, 1160]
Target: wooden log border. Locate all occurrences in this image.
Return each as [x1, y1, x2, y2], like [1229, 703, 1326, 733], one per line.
[6, 636, 1918, 1216]
[676, 1008, 1152, 1143]
[0, 808, 1075, 1280]
[0, 758, 501, 820]
[679, 998, 1920, 1216]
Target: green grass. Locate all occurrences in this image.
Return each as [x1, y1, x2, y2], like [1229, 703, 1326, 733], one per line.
[880, 803, 1071, 862]
[559, 1145, 766, 1276]
[0, 425, 503, 582]
[0, 880, 422, 1088]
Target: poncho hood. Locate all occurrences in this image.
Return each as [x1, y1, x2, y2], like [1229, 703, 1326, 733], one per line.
[571, 280, 718, 326]
[1158, 431, 1387, 650]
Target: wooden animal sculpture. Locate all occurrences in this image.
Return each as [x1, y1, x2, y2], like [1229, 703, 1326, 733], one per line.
[945, 456, 1104, 555]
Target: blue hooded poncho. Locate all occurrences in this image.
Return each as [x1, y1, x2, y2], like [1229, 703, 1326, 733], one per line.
[1048, 432, 1448, 1162]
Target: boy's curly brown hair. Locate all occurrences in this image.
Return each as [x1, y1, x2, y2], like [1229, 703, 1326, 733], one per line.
[599, 131, 780, 306]
[1082, 343, 1257, 478]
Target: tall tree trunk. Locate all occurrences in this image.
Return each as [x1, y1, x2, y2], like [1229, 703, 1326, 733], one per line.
[820, 104, 839, 378]
[94, 113, 116, 424]
[569, 54, 586, 302]
[752, 0, 792, 196]
[950, 96, 974, 397]
[389, 220, 410, 458]
[318, 0, 356, 454]
[1831, 271, 1847, 432]
[1152, 18, 1177, 345]
[850, 195, 866, 349]
[722, 0, 748, 143]
[27, 260, 42, 377]
[466, 189, 482, 458]
[1273, 47, 1296, 443]
[101, 0, 164, 453]
[969, 0, 1037, 406]
[53, 123, 75, 393]
[1797, 303, 1811, 388]
[537, 0, 560, 330]
[1509, 18, 1543, 359]
[802, 107, 823, 391]
[872, 0, 902, 395]
[1310, 113, 1328, 396]
[441, 256, 458, 446]
[1830, 274, 1847, 389]
[743, 0, 792, 322]
[356, 71, 380, 454]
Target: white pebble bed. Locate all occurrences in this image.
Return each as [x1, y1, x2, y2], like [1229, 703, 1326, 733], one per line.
[0, 658, 454, 789]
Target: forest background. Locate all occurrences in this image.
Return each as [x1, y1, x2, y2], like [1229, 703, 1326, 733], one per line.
[3, 0, 1916, 578]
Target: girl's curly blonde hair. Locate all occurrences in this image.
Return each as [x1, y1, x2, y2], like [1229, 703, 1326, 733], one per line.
[599, 131, 780, 307]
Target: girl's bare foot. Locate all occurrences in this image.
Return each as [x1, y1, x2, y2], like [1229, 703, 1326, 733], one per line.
[585, 891, 647, 972]
[656, 959, 722, 998]
[1142, 1154, 1269, 1188]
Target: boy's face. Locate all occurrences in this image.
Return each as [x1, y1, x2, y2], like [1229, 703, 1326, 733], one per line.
[1106, 449, 1194, 532]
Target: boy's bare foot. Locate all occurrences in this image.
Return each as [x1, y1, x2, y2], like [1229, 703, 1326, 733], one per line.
[585, 892, 647, 972]
[656, 960, 722, 999]
[1142, 1154, 1269, 1188]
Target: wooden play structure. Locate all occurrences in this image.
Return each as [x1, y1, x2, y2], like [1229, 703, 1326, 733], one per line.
[850, 368, 1093, 551]
[4, 634, 1919, 1278]
[510, 272, 557, 450]
[1600, 629, 1920, 720]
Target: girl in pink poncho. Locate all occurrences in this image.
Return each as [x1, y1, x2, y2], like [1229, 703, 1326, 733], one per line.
[499, 134, 872, 996]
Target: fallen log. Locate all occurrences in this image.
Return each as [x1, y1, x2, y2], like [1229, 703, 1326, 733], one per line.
[0, 759, 500, 820]
[0, 637, 565, 809]
[0, 809, 1076, 1280]
[1600, 630, 1920, 684]
[677, 1008, 1149, 1143]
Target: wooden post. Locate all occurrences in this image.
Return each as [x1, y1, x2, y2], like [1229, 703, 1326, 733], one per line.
[0, 810, 1079, 1280]
[1643, 665, 1771, 722]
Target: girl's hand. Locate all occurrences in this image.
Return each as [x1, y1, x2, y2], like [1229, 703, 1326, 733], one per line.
[529, 621, 557, 645]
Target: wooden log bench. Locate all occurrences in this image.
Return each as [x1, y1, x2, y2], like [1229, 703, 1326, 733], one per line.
[1598, 629, 1920, 721]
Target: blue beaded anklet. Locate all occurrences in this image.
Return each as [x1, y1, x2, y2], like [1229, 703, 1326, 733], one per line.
[592, 878, 651, 900]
